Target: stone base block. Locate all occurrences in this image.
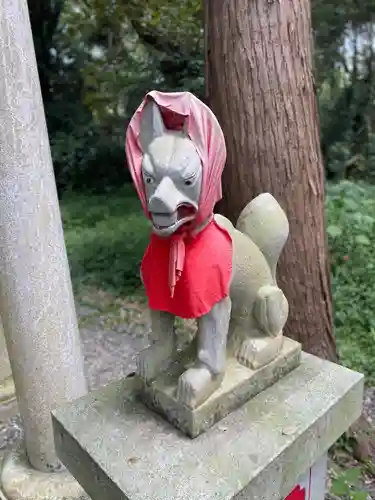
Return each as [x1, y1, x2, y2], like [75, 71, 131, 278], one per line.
[0, 446, 89, 500]
[139, 337, 301, 437]
[52, 353, 364, 500]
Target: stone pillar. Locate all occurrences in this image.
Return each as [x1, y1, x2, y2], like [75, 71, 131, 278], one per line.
[0, 0, 89, 498]
[0, 320, 17, 420]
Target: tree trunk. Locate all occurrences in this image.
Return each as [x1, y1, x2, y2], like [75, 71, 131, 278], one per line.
[204, 0, 337, 361]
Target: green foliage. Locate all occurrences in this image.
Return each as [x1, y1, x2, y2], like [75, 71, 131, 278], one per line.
[327, 181, 375, 383]
[61, 185, 149, 293]
[28, 0, 375, 191]
[51, 123, 129, 192]
[331, 467, 367, 500]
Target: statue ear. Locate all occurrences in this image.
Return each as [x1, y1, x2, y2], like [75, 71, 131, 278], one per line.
[140, 100, 166, 152]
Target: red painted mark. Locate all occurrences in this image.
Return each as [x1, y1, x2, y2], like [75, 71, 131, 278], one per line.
[285, 485, 306, 500]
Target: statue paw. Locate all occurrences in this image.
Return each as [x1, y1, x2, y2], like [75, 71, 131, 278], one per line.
[235, 336, 283, 370]
[136, 344, 173, 383]
[176, 364, 223, 409]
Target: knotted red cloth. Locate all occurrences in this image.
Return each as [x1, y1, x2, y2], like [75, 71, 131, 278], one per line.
[141, 219, 232, 318]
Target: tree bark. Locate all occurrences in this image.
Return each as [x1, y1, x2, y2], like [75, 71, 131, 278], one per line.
[205, 0, 337, 361]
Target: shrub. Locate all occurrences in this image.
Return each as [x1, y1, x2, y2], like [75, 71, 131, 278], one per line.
[51, 124, 131, 193]
[327, 181, 375, 383]
[61, 185, 149, 294]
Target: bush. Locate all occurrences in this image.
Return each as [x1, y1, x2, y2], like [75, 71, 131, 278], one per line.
[327, 181, 375, 383]
[61, 185, 149, 294]
[51, 123, 131, 193]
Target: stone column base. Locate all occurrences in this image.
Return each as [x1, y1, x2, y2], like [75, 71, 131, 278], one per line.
[0, 377, 17, 421]
[1, 446, 89, 500]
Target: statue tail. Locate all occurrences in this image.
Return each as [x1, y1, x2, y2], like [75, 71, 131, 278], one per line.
[235, 193, 289, 283]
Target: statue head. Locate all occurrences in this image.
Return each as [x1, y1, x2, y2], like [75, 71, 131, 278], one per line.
[125, 91, 227, 238]
[139, 100, 202, 236]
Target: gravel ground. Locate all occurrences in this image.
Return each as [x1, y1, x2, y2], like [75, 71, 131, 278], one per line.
[0, 290, 196, 460]
[0, 293, 152, 462]
[0, 290, 374, 498]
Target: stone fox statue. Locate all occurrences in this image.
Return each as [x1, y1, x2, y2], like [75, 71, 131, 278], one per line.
[125, 91, 289, 410]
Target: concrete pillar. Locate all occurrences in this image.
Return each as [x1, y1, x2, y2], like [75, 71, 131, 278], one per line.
[0, 0, 89, 498]
[0, 320, 17, 420]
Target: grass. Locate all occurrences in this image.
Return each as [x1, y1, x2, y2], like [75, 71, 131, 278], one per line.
[61, 180, 375, 385]
[61, 184, 150, 295]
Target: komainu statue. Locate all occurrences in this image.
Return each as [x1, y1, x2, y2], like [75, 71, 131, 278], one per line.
[126, 91, 296, 435]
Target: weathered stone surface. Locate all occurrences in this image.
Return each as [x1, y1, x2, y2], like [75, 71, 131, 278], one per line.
[140, 337, 301, 437]
[1, 445, 89, 500]
[53, 353, 363, 500]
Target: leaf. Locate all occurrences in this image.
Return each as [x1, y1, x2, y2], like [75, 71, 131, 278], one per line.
[327, 225, 342, 238]
[331, 477, 350, 496]
[343, 467, 362, 484]
[355, 234, 371, 245]
[362, 215, 375, 224]
[344, 198, 359, 211]
[350, 491, 368, 500]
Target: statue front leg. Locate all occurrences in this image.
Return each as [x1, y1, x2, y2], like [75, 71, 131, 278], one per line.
[137, 309, 176, 384]
[177, 296, 231, 408]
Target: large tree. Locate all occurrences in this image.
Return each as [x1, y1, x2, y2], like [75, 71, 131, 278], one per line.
[204, 0, 337, 361]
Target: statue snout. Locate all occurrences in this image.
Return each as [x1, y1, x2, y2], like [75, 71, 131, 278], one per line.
[148, 177, 184, 215]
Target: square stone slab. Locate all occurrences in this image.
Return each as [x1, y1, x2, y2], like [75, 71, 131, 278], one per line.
[139, 337, 301, 437]
[53, 353, 364, 500]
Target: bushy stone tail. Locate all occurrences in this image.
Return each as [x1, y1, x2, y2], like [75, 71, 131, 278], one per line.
[235, 193, 289, 283]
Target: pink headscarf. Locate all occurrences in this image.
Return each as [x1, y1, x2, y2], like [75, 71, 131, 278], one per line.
[125, 91, 227, 296]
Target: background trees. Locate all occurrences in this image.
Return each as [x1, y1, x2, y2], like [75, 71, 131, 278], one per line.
[27, 0, 375, 192]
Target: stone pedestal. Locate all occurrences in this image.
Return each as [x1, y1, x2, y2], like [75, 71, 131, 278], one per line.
[52, 353, 363, 500]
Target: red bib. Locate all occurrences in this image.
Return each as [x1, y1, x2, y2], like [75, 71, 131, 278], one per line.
[141, 220, 232, 318]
